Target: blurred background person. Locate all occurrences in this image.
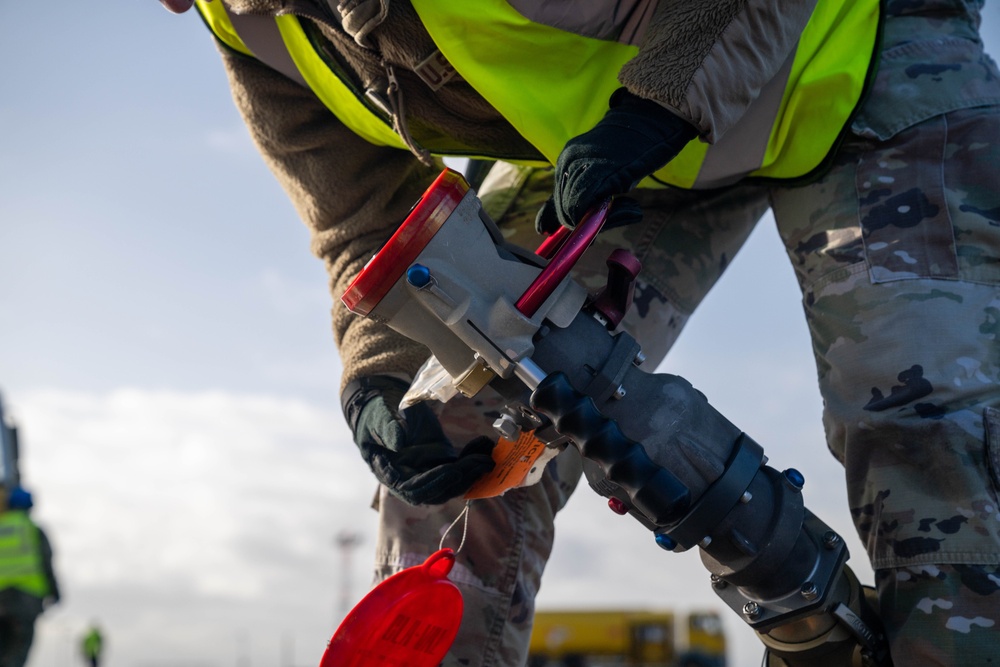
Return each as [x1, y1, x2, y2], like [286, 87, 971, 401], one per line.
[0, 486, 61, 667]
[81, 622, 104, 667]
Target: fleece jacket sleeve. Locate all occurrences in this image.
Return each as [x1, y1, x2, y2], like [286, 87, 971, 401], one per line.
[619, 0, 816, 143]
[217, 46, 439, 392]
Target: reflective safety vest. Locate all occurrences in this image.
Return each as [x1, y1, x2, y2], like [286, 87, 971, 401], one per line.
[196, 0, 879, 189]
[0, 510, 50, 598]
[83, 629, 104, 658]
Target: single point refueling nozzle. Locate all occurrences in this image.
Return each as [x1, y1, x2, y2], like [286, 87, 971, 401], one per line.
[341, 169, 891, 667]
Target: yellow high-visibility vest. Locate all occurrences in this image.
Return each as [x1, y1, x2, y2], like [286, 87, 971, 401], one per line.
[196, 0, 879, 188]
[0, 510, 50, 598]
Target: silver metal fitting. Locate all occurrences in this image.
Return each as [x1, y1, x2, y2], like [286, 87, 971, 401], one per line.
[800, 582, 819, 601]
[823, 531, 841, 550]
[514, 358, 547, 391]
[492, 413, 521, 441]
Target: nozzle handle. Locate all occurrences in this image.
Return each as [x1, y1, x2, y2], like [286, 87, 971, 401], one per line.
[516, 200, 610, 317]
[529, 371, 690, 525]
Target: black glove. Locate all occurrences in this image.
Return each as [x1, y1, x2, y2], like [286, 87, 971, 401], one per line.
[341, 375, 496, 505]
[536, 88, 698, 233]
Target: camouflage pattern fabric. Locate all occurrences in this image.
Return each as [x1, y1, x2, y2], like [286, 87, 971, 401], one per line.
[771, 99, 1000, 662]
[370, 4, 1000, 665]
[765, 3, 1000, 658]
[876, 563, 1000, 663]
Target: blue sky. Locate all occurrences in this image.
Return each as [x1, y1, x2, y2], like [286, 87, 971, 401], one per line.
[2, 4, 999, 667]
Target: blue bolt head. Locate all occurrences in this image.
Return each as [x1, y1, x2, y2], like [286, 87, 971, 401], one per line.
[406, 264, 431, 288]
[783, 468, 805, 490]
[654, 533, 677, 552]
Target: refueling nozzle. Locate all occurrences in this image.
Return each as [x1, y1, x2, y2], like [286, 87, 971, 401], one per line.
[341, 169, 891, 667]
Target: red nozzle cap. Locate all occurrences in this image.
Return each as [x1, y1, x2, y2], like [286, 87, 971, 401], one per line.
[320, 549, 463, 667]
[341, 169, 469, 316]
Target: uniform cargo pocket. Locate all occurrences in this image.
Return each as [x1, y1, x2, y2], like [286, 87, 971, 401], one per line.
[855, 114, 959, 282]
[851, 37, 1000, 142]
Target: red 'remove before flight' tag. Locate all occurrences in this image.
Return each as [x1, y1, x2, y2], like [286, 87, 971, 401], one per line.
[320, 548, 463, 667]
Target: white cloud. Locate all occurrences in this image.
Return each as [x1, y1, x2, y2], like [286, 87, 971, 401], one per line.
[16, 388, 379, 667]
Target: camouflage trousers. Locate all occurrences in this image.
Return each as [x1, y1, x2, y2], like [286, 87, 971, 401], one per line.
[372, 111, 1000, 667]
[772, 103, 1000, 663]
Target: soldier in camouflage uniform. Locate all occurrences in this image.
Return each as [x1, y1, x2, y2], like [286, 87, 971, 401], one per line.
[167, 0, 1000, 663]
[376, 1, 1000, 665]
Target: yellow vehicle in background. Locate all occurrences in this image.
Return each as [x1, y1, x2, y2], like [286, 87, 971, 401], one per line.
[528, 609, 726, 667]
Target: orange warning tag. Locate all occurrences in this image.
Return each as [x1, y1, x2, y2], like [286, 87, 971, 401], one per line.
[464, 431, 549, 499]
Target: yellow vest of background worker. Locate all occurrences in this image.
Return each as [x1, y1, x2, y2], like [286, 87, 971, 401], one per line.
[0, 510, 51, 599]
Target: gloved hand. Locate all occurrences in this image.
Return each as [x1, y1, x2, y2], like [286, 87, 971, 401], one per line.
[341, 375, 496, 505]
[536, 88, 698, 233]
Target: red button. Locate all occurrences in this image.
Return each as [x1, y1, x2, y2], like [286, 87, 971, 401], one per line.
[608, 497, 629, 515]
